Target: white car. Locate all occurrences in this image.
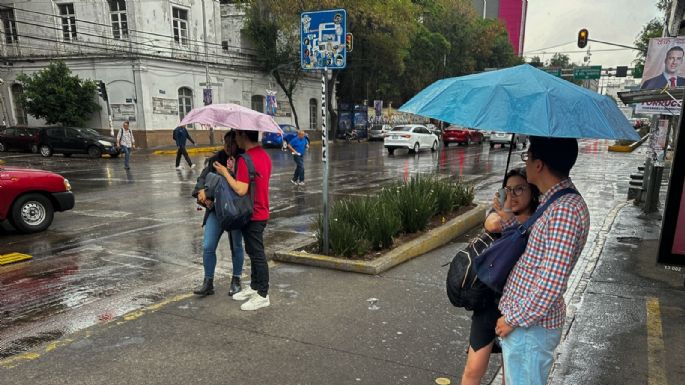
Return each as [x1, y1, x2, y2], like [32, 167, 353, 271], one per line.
[368, 124, 392, 140]
[384, 124, 439, 155]
[489, 132, 528, 149]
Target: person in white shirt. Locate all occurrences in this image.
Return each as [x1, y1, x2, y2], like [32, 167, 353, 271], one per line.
[116, 121, 135, 170]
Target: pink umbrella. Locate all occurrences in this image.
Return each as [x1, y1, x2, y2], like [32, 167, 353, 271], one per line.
[179, 103, 283, 134]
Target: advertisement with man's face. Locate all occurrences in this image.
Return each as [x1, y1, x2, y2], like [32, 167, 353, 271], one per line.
[636, 37, 685, 115]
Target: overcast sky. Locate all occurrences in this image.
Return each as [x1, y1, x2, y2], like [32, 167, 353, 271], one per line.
[523, 0, 663, 68]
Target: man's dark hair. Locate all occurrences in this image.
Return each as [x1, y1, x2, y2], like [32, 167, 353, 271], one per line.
[237, 129, 259, 143]
[666, 46, 685, 58]
[528, 136, 578, 178]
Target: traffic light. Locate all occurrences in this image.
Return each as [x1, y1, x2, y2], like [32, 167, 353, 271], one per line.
[577, 29, 588, 49]
[345, 33, 353, 53]
[615, 66, 628, 77]
[97, 81, 108, 101]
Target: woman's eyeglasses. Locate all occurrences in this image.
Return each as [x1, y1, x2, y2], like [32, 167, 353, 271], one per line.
[504, 184, 528, 197]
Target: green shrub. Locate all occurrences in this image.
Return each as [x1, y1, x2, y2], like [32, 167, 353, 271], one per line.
[314, 175, 474, 257]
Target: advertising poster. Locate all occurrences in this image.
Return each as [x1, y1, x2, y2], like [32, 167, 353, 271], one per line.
[672, 181, 685, 255]
[658, 105, 685, 265]
[636, 37, 685, 115]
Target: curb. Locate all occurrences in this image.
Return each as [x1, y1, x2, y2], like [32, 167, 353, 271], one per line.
[608, 133, 649, 152]
[153, 146, 222, 155]
[273, 203, 488, 275]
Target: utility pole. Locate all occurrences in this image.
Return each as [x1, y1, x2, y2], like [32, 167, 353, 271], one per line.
[201, 0, 214, 145]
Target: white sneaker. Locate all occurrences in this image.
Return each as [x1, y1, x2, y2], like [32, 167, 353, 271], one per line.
[290, 179, 298, 186]
[241, 294, 270, 311]
[175, 166, 183, 170]
[298, 181, 305, 186]
[232, 286, 257, 301]
[190, 163, 196, 169]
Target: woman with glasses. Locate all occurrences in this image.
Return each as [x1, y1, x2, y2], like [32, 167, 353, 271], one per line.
[461, 167, 540, 385]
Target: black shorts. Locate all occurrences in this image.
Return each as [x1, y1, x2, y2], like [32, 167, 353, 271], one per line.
[469, 299, 502, 353]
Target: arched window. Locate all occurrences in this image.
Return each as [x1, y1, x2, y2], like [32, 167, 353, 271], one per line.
[11, 83, 27, 125]
[309, 98, 318, 130]
[178, 87, 193, 120]
[251, 95, 264, 113]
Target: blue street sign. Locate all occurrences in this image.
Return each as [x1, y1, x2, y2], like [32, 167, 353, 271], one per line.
[301, 9, 347, 70]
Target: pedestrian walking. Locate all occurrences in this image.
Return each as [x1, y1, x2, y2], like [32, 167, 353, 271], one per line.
[212, 129, 273, 311]
[286, 130, 309, 186]
[173, 124, 196, 169]
[460, 168, 540, 385]
[116, 121, 135, 170]
[495, 136, 590, 385]
[193, 131, 246, 297]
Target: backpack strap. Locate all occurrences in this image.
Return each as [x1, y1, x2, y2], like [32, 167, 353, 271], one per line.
[238, 153, 257, 204]
[518, 188, 579, 234]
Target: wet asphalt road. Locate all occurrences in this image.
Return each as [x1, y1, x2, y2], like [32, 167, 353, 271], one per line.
[0, 138, 634, 360]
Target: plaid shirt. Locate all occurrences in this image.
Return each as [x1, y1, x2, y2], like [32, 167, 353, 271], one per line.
[498, 178, 590, 329]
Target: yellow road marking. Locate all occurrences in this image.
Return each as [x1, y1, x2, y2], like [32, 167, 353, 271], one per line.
[0, 253, 32, 265]
[646, 297, 668, 385]
[0, 352, 40, 369]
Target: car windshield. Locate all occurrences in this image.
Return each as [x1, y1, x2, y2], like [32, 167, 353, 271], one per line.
[75, 128, 100, 137]
[392, 126, 413, 132]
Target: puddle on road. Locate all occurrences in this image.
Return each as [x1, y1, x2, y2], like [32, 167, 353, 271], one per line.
[0, 330, 64, 359]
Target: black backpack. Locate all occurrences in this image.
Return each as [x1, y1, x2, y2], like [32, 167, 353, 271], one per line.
[445, 231, 497, 311]
[213, 154, 257, 231]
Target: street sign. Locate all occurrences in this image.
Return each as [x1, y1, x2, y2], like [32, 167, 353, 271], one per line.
[543, 67, 561, 77]
[301, 9, 347, 70]
[573, 65, 602, 80]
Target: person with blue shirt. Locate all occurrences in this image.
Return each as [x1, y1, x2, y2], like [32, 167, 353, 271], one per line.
[286, 130, 309, 186]
[173, 124, 195, 170]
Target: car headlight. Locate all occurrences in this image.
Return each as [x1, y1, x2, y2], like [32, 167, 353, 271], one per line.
[63, 178, 72, 191]
[98, 140, 113, 146]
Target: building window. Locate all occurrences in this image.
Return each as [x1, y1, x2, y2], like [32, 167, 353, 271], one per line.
[11, 84, 27, 126]
[0, 9, 18, 44]
[59, 3, 77, 41]
[221, 41, 229, 52]
[251, 95, 264, 113]
[109, 0, 128, 40]
[178, 87, 193, 120]
[309, 98, 318, 130]
[172, 7, 189, 46]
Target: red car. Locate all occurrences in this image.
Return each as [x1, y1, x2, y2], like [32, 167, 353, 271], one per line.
[0, 165, 75, 233]
[442, 125, 484, 146]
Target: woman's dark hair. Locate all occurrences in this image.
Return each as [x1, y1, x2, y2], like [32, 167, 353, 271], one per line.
[505, 167, 540, 212]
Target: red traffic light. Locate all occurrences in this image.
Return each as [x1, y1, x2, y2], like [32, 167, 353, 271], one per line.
[578, 29, 588, 49]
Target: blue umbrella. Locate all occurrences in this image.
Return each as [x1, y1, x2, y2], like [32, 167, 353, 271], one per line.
[399, 64, 640, 141]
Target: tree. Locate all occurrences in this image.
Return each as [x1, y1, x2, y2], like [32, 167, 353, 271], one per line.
[529, 56, 543, 67]
[547, 53, 572, 68]
[16, 61, 100, 127]
[634, 18, 664, 67]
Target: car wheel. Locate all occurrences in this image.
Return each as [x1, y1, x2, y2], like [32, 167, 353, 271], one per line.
[31, 144, 38, 154]
[386, 147, 394, 155]
[431, 141, 438, 152]
[63, 153, 72, 158]
[10, 193, 54, 233]
[443, 141, 449, 147]
[411, 142, 419, 153]
[40, 145, 53, 157]
[0, 141, 6, 152]
[88, 146, 102, 158]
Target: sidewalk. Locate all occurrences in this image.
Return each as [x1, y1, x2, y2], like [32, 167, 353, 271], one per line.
[1, 204, 684, 384]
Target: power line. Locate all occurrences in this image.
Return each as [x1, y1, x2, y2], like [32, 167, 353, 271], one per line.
[0, 4, 250, 52]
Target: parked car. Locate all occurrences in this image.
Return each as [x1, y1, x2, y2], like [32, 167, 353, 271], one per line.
[489, 132, 528, 148]
[38, 127, 120, 158]
[368, 124, 392, 140]
[0, 126, 41, 153]
[384, 124, 439, 155]
[0, 165, 75, 233]
[442, 125, 484, 146]
[425, 124, 443, 138]
[262, 124, 308, 149]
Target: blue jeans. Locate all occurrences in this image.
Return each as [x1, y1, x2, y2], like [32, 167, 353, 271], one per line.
[121, 145, 131, 168]
[501, 325, 562, 385]
[292, 155, 304, 182]
[202, 210, 245, 279]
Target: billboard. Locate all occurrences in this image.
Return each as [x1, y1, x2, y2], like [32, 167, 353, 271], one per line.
[636, 37, 685, 115]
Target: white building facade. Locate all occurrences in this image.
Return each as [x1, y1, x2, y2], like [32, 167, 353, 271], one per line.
[0, 0, 322, 147]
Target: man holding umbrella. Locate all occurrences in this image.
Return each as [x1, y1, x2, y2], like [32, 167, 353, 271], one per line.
[494, 136, 590, 385]
[213, 129, 273, 311]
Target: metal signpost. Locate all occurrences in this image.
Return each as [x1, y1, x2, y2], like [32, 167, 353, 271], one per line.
[301, 9, 347, 254]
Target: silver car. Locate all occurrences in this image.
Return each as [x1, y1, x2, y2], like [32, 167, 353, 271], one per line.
[489, 132, 528, 149]
[368, 124, 392, 140]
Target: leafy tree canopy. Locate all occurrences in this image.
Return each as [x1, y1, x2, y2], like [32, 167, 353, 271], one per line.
[634, 18, 664, 67]
[16, 61, 100, 126]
